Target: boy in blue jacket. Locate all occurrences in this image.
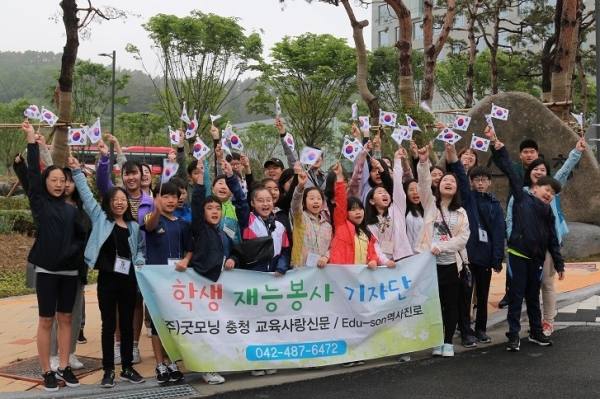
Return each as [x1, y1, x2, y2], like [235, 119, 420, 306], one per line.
[446, 144, 505, 347]
[490, 136, 565, 352]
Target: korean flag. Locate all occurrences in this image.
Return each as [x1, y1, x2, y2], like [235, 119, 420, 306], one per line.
[436, 128, 462, 144]
[491, 103, 509, 121]
[453, 115, 471, 131]
[192, 137, 211, 160]
[68, 126, 87, 146]
[379, 110, 397, 127]
[470, 135, 490, 152]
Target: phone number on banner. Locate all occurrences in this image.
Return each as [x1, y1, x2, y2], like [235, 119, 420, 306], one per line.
[246, 340, 347, 360]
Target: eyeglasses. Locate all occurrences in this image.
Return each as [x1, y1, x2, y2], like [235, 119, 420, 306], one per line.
[112, 198, 128, 204]
[472, 178, 489, 183]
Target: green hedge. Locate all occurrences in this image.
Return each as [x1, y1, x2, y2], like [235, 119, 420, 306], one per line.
[0, 210, 35, 236]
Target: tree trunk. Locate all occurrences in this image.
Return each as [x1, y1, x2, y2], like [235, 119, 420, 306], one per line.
[550, 0, 577, 120]
[420, 0, 455, 107]
[51, 0, 80, 167]
[387, 0, 415, 108]
[341, 0, 381, 130]
[465, 0, 478, 108]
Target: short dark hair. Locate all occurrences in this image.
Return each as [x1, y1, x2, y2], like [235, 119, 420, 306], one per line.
[187, 159, 199, 176]
[122, 161, 142, 175]
[153, 182, 180, 198]
[169, 176, 187, 190]
[534, 176, 561, 194]
[469, 166, 492, 181]
[519, 139, 538, 152]
[225, 153, 241, 162]
[212, 174, 226, 187]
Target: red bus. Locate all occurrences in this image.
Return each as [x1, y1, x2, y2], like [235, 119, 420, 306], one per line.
[70, 146, 174, 175]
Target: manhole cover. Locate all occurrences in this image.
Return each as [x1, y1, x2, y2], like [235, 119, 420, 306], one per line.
[89, 384, 199, 398]
[0, 355, 102, 383]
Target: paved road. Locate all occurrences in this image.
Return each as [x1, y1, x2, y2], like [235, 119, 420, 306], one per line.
[208, 326, 600, 399]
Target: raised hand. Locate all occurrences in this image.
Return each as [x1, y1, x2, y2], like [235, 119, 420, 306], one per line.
[68, 156, 80, 170]
[293, 161, 303, 175]
[444, 142, 457, 162]
[576, 137, 586, 152]
[221, 158, 233, 178]
[435, 120, 447, 131]
[417, 145, 430, 163]
[97, 140, 109, 156]
[275, 117, 285, 134]
[351, 123, 360, 138]
[104, 133, 119, 144]
[333, 161, 344, 181]
[210, 125, 220, 140]
[297, 170, 308, 188]
[409, 140, 418, 158]
[483, 125, 496, 140]
[395, 147, 408, 159]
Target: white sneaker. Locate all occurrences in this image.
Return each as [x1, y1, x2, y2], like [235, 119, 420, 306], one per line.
[265, 369, 277, 375]
[431, 346, 442, 356]
[69, 353, 84, 370]
[250, 370, 265, 376]
[398, 354, 411, 363]
[201, 372, 225, 385]
[146, 327, 152, 338]
[49, 356, 59, 372]
[132, 347, 141, 364]
[114, 347, 122, 365]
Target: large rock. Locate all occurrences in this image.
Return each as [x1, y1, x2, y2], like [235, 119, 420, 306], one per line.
[561, 222, 600, 259]
[463, 92, 600, 224]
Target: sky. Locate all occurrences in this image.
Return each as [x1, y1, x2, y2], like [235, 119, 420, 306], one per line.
[0, 0, 372, 74]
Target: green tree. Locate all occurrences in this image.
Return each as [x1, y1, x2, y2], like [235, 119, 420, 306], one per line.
[248, 33, 357, 148]
[0, 99, 30, 174]
[115, 112, 168, 147]
[47, 60, 130, 125]
[242, 123, 282, 178]
[126, 11, 263, 143]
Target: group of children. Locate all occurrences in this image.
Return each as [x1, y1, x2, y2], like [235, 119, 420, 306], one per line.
[20, 112, 584, 391]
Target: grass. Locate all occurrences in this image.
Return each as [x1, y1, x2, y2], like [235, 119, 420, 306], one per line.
[0, 233, 97, 298]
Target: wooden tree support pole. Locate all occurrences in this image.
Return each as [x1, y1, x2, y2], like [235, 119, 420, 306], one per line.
[6, 181, 20, 198]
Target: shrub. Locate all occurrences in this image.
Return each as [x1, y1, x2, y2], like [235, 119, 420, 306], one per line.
[0, 210, 35, 236]
[0, 197, 30, 211]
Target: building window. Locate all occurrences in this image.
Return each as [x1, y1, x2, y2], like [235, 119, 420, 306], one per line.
[406, 0, 424, 19]
[378, 4, 395, 25]
[413, 21, 423, 40]
[518, 0, 534, 16]
[453, 14, 465, 28]
[379, 30, 389, 47]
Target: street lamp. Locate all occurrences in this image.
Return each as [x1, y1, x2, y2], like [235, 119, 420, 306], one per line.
[99, 51, 116, 179]
[141, 112, 150, 163]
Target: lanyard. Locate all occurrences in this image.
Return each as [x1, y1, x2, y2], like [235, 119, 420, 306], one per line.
[162, 216, 182, 258]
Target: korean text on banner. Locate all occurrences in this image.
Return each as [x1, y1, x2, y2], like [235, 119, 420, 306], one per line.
[136, 252, 443, 372]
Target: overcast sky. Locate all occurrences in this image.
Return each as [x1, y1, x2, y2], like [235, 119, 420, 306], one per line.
[0, 0, 372, 73]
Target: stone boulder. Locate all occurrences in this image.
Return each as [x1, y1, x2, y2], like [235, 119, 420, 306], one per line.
[460, 91, 600, 224]
[561, 222, 600, 259]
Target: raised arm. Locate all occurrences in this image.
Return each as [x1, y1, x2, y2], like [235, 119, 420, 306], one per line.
[95, 140, 114, 197]
[553, 138, 584, 187]
[69, 158, 104, 223]
[174, 129, 188, 181]
[22, 121, 42, 211]
[392, 148, 407, 216]
[222, 159, 249, 231]
[190, 162, 207, 237]
[332, 162, 348, 230]
[416, 145, 435, 212]
[276, 117, 298, 167]
[446, 143, 471, 206]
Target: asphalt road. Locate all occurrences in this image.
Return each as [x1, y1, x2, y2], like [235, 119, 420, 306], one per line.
[208, 325, 600, 399]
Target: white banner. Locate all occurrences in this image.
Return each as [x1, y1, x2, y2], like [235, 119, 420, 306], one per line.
[136, 252, 443, 371]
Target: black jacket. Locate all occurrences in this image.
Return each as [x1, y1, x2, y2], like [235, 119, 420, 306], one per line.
[498, 146, 564, 270]
[449, 160, 505, 270]
[191, 183, 238, 282]
[26, 143, 86, 272]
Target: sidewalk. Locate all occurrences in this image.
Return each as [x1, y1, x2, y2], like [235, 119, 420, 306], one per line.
[1, 262, 599, 397]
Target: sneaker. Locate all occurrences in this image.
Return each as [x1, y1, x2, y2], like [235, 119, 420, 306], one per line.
[146, 327, 152, 338]
[461, 335, 477, 348]
[77, 329, 87, 344]
[49, 356, 59, 372]
[56, 366, 80, 388]
[251, 370, 265, 376]
[341, 362, 356, 367]
[100, 370, 115, 388]
[69, 353, 84, 370]
[431, 346, 442, 356]
[498, 294, 509, 309]
[474, 331, 492, 343]
[114, 346, 122, 365]
[202, 372, 225, 384]
[167, 363, 184, 382]
[398, 354, 411, 362]
[132, 346, 142, 364]
[265, 369, 278, 375]
[506, 335, 520, 351]
[120, 367, 145, 384]
[442, 343, 454, 357]
[155, 363, 170, 384]
[42, 371, 59, 392]
[542, 322, 554, 337]
[529, 331, 552, 346]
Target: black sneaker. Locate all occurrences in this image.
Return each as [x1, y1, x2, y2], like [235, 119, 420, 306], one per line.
[100, 370, 115, 388]
[474, 330, 492, 344]
[167, 362, 184, 382]
[155, 363, 170, 384]
[120, 367, 145, 384]
[42, 370, 59, 392]
[77, 329, 87, 344]
[56, 366, 80, 388]
[528, 331, 552, 346]
[461, 335, 477, 348]
[506, 335, 520, 352]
